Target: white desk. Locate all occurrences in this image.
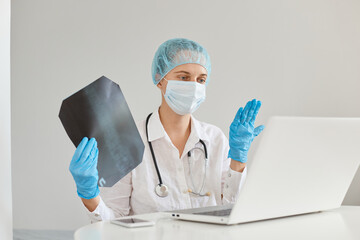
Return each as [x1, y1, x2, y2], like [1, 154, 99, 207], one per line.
[75, 206, 360, 240]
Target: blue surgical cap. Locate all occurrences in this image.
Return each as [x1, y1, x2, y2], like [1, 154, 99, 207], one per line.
[151, 38, 211, 85]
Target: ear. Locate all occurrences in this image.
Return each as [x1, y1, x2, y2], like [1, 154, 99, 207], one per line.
[155, 73, 163, 89]
[156, 80, 163, 89]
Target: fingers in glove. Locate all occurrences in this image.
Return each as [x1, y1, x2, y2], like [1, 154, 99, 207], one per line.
[240, 101, 252, 124]
[235, 107, 243, 122]
[254, 125, 265, 136]
[78, 138, 96, 165]
[250, 100, 262, 125]
[72, 137, 89, 163]
[84, 148, 99, 172]
[246, 99, 257, 123]
[231, 107, 243, 128]
[88, 140, 98, 159]
[91, 148, 99, 168]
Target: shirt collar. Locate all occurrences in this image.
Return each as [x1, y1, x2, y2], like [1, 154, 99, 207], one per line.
[189, 114, 210, 143]
[147, 108, 210, 143]
[147, 109, 166, 142]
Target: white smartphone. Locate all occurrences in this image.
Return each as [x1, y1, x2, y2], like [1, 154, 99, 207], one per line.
[111, 218, 155, 228]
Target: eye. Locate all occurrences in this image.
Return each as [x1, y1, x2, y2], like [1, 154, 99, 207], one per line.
[178, 75, 189, 81]
[197, 78, 206, 84]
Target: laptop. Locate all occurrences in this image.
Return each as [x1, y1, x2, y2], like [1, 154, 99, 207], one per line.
[167, 116, 360, 225]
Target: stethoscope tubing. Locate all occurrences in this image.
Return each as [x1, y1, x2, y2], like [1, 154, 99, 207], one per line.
[145, 112, 208, 197]
[145, 113, 164, 185]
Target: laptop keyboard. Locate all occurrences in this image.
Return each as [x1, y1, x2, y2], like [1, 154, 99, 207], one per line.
[193, 208, 232, 217]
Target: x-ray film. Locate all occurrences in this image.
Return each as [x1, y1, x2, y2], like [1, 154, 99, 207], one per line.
[59, 76, 144, 187]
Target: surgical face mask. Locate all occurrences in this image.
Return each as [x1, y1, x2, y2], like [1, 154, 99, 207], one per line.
[162, 79, 206, 115]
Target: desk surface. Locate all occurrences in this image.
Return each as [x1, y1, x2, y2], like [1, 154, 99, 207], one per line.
[75, 206, 360, 240]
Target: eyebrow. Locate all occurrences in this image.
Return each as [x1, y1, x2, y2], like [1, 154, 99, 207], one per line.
[174, 71, 207, 76]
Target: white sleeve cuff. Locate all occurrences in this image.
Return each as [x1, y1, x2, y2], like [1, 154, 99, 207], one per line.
[222, 166, 247, 204]
[86, 196, 116, 223]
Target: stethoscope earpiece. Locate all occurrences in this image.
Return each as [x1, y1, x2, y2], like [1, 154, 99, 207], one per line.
[188, 189, 211, 197]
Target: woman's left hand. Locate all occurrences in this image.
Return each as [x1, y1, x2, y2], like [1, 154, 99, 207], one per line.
[228, 99, 265, 163]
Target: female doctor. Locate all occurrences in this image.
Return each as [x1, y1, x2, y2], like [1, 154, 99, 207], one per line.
[69, 38, 265, 222]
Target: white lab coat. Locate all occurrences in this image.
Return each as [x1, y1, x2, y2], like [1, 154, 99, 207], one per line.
[86, 109, 247, 222]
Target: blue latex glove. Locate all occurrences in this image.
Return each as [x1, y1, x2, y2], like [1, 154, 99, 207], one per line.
[69, 137, 100, 199]
[228, 99, 265, 163]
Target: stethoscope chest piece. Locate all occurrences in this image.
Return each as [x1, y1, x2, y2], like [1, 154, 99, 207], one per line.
[155, 184, 169, 197]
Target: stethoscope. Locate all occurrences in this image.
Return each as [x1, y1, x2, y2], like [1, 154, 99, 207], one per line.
[145, 113, 210, 198]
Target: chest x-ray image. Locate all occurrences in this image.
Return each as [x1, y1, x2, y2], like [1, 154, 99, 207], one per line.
[59, 76, 144, 187]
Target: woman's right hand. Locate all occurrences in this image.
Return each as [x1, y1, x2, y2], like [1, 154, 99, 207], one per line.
[69, 137, 100, 199]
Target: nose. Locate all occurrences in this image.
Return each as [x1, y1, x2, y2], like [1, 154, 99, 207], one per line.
[190, 77, 197, 82]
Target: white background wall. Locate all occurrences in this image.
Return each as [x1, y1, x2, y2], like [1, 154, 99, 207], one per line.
[0, 0, 12, 238]
[11, 0, 360, 230]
